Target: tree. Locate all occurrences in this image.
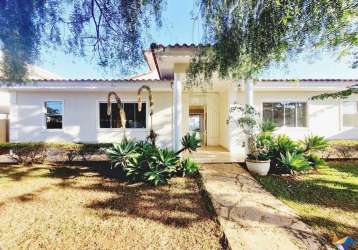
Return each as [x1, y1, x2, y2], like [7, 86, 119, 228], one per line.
[0, 0, 356, 82]
[188, 0, 357, 83]
[311, 84, 358, 100]
[0, 0, 164, 80]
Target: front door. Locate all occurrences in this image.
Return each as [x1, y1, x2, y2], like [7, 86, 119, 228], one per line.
[189, 108, 206, 145]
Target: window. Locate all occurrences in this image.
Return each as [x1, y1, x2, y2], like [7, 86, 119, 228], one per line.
[45, 101, 63, 129]
[99, 102, 146, 129]
[343, 101, 358, 127]
[263, 102, 307, 127]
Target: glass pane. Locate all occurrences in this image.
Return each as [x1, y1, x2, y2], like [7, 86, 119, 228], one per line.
[45, 101, 63, 115]
[284, 102, 296, 127]
[124, 103, 146, 128]
[262, 103, 273, 122]
[135, 103, 146, 128]
[296, 102, 307, 127]
[46, 115, 62, 129]
[99, 103, 120, 128]
[272, 102, 284, 127]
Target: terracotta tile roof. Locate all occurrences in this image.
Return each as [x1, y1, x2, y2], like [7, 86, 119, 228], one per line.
[0, 78, 170, 82]
[150, 43, 211, 49]
[258, 79, 358, 82]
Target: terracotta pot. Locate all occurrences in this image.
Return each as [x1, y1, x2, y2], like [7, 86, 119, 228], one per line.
[246, 159, 271, 176]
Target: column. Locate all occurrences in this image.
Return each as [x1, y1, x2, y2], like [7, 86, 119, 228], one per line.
[245, 78, 254, 106]
[173, 72, 182, 151]
[9, 92, 18, 142]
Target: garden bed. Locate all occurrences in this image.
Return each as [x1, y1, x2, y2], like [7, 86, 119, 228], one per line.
[254, 161, 358, 241]
[0, 163, 223, 249]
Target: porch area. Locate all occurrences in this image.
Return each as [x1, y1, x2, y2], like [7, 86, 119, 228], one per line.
[190, 146, 245, 164]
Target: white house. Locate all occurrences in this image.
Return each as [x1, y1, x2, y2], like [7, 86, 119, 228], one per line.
[1, 44, 358, 158]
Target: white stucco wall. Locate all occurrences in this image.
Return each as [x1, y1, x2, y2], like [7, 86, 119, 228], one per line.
[239, 90, 358, 140]
[10, 91, 173, 148]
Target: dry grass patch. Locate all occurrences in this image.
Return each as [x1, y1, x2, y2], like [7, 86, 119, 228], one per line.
[0, 164, 223, 250]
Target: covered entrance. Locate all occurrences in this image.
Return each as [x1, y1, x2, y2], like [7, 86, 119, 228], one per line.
[189, 107, 206, 146]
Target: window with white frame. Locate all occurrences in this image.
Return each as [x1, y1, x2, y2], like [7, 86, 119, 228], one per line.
[45, 101, 63, 129]
[343, 101, 358, 127]
[263, 102, 307, 127]
[99, 102, 146, 129]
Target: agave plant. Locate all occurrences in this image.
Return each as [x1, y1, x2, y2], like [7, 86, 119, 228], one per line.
[274, 135, 299, 155]
[144, 148, 179, 186]
[137, 85, 157, 145]
[106, 139, 139, 170]
[179, 157, 199, 177]
[279, 151, 311, 172]
[260, 120, 277, 133]
[176, 133, 201, 155]
[107, 91, 127, 139]
[301, 135, 329, 153]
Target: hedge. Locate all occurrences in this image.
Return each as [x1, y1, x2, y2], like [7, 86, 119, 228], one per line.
[0, 142, 112, 165]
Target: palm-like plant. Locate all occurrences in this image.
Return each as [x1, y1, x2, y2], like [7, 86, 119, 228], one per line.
[137, 85, 157, 145]
[176, 133, 201, 155]
[301, 135, 329, 153]
[107, 91, 126, 139]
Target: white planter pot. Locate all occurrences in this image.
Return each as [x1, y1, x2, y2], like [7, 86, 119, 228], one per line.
[246, 159, 271, 176]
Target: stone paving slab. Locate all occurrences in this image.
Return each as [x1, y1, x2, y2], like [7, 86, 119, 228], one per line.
[199, 164, 333, 250]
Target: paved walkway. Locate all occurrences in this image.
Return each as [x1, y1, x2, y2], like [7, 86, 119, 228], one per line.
[190, 146, 244, 164]
[199, 164, 332, 250]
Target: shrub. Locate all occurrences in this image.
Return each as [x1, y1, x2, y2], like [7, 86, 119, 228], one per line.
[106, 139, 140, 170]
[6, 143, 48, 165]
[106, 135, 200, 186]
[301, 135, 329, 153]
[305, 153, 326, 168]
[279, 151, 311, 172]
[260, 120, 276, 133]
[144, 148, 179, 186]
[179, 157, 199, 177]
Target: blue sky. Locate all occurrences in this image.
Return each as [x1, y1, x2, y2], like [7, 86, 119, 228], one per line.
[38, 0, 357, 79]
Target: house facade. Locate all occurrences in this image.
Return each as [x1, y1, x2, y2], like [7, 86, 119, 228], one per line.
[1, 44, 358, 158]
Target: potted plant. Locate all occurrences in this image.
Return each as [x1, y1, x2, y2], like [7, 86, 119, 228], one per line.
[245, 135, 271, 175]
[229, 104, 271, 176]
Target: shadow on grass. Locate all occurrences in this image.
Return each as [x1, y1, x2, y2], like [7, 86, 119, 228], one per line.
[0, 164, 49, 181]
[1, 162, 215, 228]
[300, 215, 358, 240]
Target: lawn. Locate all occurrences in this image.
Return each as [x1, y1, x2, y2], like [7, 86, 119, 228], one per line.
[255, 161, 358, 241]
[0, 163, 223, 250]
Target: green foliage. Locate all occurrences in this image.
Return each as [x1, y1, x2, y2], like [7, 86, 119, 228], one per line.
[260, 120, 277, 133]
[300, 135, 329, 153]
[273, 135, 300, 156]
[305, 153, 326, 168]
[311, 88, 354, 100]
[187, 0, 356, 83]
[145, 148, 179, 186]
[179, 157, 199, 177]
[106, 137, 198, 186]
[0, 0, 165, 80]
[106, 140, 140, 170]
[177, 133, 201, 154]
[279, 151, 311, 172]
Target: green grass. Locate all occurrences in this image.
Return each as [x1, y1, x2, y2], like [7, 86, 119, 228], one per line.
[255, 162, 358, 241]
[328, 140, 358, 146]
